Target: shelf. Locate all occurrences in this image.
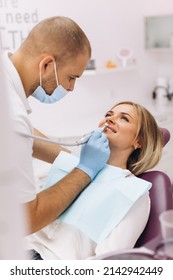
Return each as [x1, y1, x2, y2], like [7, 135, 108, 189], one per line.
[83, 65, 137, 76]
[146, 48, 173, 52]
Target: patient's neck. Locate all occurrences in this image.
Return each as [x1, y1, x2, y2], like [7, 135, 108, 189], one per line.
[107, 151, 129, 170]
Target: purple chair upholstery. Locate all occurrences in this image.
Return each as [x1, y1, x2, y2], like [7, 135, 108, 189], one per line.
[135, 128, 173, 248]
[160, 127, 171, 146]
[135, 171, 173, 247]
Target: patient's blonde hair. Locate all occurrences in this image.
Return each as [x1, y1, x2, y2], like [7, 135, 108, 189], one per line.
[111, 101, 163, 175]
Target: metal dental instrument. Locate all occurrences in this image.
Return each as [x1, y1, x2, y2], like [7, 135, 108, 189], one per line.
[17, 123, 108, 147]
[75, 123, 108, 145]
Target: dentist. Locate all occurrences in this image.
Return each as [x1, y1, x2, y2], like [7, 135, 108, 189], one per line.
[1, 16, 110, 236]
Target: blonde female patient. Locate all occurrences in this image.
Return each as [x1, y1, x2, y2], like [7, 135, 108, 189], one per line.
[26, 101, 163, 260]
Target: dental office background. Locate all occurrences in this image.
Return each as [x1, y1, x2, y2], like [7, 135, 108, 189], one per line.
[1, 0, 173, 259]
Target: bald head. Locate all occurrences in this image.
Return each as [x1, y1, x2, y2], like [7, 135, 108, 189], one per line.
[20, 16, 91, 68]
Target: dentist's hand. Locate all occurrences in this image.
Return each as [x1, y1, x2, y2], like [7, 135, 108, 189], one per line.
[76, 128, 110, 180]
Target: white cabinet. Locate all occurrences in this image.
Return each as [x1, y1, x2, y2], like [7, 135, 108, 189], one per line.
[145, 14, 173, 50]
[153, 110, 173, 182]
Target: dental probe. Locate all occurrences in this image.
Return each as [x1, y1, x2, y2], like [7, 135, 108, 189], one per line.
[75, 123, 108, 145]
[17, 124, 108, 147]
[18, 132, 80, 146]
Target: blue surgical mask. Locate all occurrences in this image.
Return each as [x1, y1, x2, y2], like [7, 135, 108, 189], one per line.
[32, 61, 68, 103]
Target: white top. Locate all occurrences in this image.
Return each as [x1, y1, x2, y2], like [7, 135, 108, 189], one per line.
[26, 193, 150, 259]
[1, 51, 36, 203]
[25, 153, 151, 260]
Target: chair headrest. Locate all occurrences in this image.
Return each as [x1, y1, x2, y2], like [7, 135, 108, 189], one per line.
[160, 128, 171, 146]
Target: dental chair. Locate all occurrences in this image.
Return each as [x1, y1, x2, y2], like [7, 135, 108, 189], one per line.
[135, 127, 173, 247]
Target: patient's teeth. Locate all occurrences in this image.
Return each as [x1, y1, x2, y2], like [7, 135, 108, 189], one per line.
[107, 127, 116, 133]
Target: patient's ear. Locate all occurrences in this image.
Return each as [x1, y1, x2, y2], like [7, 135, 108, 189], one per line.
[134, 138, 142, 150]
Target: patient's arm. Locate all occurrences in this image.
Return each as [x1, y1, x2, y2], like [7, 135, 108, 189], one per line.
[32, 128, 70, 163]
[95, 193, 151, 256]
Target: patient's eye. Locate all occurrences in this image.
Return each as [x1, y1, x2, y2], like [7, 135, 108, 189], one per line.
[121, 115, 129, 121]
[105, 111, 113, 117]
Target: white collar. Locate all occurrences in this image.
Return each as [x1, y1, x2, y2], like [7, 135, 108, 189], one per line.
[1, 51, 32, 114]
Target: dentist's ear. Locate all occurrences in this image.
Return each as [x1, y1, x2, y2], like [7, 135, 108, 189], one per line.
[39, 55, 55, 73]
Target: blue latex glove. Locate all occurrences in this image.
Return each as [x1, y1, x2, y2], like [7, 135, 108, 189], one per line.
[76, 128, 110, 180]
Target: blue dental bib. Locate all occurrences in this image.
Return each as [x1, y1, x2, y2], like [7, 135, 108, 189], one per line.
[43, 152, 151, 243]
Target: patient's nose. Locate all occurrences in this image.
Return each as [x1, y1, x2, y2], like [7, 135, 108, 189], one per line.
[106, 117, 116, 124]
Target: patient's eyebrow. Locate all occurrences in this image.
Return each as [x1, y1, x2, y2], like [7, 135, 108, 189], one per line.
[105, 110, 114, 116]
[105, 110, 134, 120]
[121, 111, 133, 119]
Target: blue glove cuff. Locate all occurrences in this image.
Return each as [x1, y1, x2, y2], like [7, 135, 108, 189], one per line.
[76, 163, 95, 181]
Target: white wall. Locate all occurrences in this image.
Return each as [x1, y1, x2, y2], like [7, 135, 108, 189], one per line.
[1, 0, 173, 138]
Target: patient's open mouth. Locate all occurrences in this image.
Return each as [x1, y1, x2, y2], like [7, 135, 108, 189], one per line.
[106, 126, 117, 133]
